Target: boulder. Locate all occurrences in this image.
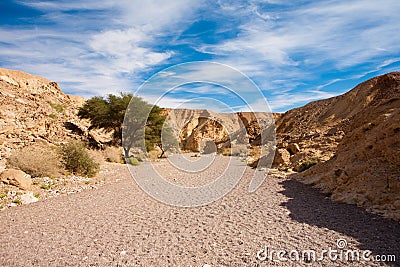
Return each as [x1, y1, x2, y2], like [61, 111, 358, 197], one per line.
[287, 143, 301, 155]
[0, 169, 32, 190]
[20, 192, 39, 204]
[272, 148, 291, 167]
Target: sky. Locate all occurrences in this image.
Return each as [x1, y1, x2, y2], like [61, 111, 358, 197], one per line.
[0, 0, 399, 112]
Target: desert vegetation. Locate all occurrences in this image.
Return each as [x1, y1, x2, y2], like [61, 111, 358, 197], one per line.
[78, 93, 176, 159]
[59, 141, 100, 177]
[8, 141, 100, 178]
[8, 144, 61, 178]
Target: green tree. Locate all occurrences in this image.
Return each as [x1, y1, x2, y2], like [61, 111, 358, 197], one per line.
[78, 93, 175, 159]
[78, 93, 132, 145]
[145, 106, 178, 158]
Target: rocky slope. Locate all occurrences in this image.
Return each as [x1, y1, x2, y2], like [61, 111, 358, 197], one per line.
[289, 72, 400, 220]
[164, 108, 274, 154]
[0, 68, 398, 221]
[0, 68, 107, 170]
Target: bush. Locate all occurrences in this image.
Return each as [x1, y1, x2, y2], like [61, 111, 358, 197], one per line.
[59, 141, 99, 177]
[294, 157, 321, 172]
[48, 113, 58, 119]
[128, 157, 140, 166]
[8, 144, 61, 177]
[148, 150, 161, 161]
[135, 155, 143, 162]
[103, 146, 123, 163]
[49, 102, 65, 113]
[87, 149, 105, 165]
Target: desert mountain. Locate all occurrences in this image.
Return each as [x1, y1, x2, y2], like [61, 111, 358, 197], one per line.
[0, 68, 108, 170]
[164, 108, 274, 153]
[0, 68, 398, 220]
[284, 72, 400, 220]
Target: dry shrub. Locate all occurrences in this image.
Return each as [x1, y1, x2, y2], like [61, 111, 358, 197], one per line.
[103, 146, 123, 163]
[128, 157, 140, 166]
[88, 149, 105, 165]
[221, 147, 232, 156]
[293, 157, 321, 172]
[148, 150, 161, 161]
[8, 144, 61, 177]
[59, 141, 99, 177]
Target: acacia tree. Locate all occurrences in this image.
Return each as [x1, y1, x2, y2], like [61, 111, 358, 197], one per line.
[145, 106, 178, 157]
[78, 93, 175, 158]
[78, 93, 132, 146]
[122, 96, 154, 158]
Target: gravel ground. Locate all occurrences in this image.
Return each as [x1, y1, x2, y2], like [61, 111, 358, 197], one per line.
[0, 156, 399, 266]
[0, 164, 124, 210]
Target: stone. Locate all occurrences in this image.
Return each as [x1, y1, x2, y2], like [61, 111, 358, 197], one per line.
[287, 143, 301, 155]
[20, 192, 39, 204]
[0, 169, 32, 190]
[272, 148, 290, 167]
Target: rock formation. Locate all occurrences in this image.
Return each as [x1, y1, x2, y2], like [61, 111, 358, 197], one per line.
[0, 68, 109, 169]
[0, 169, 32, 190]
[290, 72, 400, 220]
[1, 67, 398, 221]
[164, 109, 274, 153]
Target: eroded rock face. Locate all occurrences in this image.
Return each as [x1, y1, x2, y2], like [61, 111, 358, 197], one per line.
[292, 72, 400, 221]
[181, 117, 229, 152]
[0, 68, 110, 169]
[0, 169, 32, 190]
[165, 109, 274, 153]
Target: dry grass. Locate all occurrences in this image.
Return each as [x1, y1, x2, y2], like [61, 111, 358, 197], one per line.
[8, 144, 62, 177]
[88, 149, 105, 165]
[102, 146, 123, 163]
[148, 150, 161, 161]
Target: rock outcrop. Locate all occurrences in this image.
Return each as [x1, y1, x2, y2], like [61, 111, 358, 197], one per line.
[0, 68, 110, 169]
[0, 169, 32, 190]
[287, 72, 400, 220]
[164, 109, 274, 153]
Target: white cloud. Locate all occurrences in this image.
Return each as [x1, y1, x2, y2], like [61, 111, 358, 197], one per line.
[200, 0, 400, 84]
[16, 0, 116, 11]
[267, 90, 337, 112]
[1, 0, 399, 111]
[1, 0, 204, 96]
[89, 28, 173, 74]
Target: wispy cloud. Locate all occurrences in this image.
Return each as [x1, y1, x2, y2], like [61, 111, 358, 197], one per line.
[198, 0, 400, 92]
[1, 0, 203, 96]
[0, 0, 398, 111]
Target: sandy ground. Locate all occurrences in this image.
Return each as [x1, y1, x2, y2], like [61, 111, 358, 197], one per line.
[0, 156, 399, 266]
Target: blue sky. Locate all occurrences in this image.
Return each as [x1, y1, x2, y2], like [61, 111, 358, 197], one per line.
[0, 0, 399, 112]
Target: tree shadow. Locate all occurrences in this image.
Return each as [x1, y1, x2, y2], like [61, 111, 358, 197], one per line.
[279, 179, 400, 266]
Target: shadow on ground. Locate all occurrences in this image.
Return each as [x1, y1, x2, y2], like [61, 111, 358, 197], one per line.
[279, 178, 400, 266]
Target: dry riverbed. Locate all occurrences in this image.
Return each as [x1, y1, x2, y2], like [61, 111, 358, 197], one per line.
[0, 157, 399, 266]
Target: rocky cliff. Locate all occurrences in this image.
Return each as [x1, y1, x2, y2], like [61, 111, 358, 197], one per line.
[164, 108, 274, 154]
[288, 72, 400, 220]
[0, 68, 108, 170]
[1, 68, 398, 220]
